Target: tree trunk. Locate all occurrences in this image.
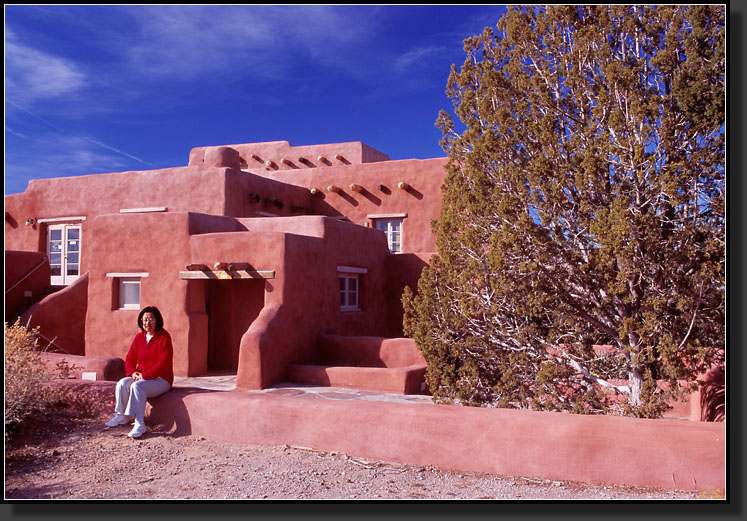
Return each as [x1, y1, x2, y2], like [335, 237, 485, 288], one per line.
[628, 367, 643, 407]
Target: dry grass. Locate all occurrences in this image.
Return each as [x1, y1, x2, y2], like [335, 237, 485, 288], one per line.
[4, 319, 75, 441]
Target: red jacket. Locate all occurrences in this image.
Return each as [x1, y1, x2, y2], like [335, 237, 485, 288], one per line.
[124, 329, 174, 386]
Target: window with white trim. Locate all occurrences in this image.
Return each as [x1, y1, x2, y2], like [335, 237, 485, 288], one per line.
[339, 274, 358, 310]
[107, 272, 148, 310]
[118, 278, 141, 309]
[375, 219, 402, 253]
[337, 266, 367, 311]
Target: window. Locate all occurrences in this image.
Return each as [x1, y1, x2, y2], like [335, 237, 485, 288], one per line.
[337, 266, 367, 311]
[118, 278, 141, 309]
[339, 274, 358, 310]
[374, 219, 403, 253]
[107, 272, 148, 310]
[46, 224, 82, 285]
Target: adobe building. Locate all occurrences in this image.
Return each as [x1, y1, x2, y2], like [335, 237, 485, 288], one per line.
[5, 139, 726, 493]
[5, 140, 447, 391]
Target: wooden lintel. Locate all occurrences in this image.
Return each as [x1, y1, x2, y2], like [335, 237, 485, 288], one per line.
[178, 270, 275, 280]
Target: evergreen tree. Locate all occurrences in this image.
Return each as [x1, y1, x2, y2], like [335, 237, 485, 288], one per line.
[404, 5, 725, 417]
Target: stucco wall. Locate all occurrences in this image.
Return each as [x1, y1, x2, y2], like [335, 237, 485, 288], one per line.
[316, 335, 425, 368]
[3, 164, 257, 259]
[5, 250, 50, 321]
[188, 140, 391, 170]
[21, 273, 89, 355]
[148, 388, 725, 492]
[85, 212, 195, 374]
[187, 216, 393, 389]
[4, 140, 448, 389]
[247, 157, 447, 254]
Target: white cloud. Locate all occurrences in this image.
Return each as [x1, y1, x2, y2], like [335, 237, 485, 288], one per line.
[4, 28, 87, 104]
[117, 5, 383, 83]
[5, 132, 145, 194]
[120, 6, 296, 81]
[393, 45, 449, 74]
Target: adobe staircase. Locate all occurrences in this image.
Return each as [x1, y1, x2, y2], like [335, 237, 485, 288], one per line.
[286, 334, 428, 395]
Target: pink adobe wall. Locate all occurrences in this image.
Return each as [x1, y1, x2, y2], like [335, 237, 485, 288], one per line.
[187, 216, 393, 389]
[4, 139, 447, 389]
[4, 250, 48, 288]
[82, 210, 394, 386]
[248, 157, 448, 254]
[189, 141, 391, 171]
[385, 252, 433, 335]
[286, 364, 427, 395]
[48, 379, 723, 491]
[85, 212, 195, 375]
[3, 163, 309, 259]
[5, 250, 50, 321]
[289, 335, 427, 394]
[148, 389, 725, 492]
[20, 273, 88, 355]
[39, 352, 125, 382]
[315, 335, 425, 368]
[3, 165, 230, 281]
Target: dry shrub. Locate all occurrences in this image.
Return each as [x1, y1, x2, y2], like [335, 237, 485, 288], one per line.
[4, 320, 57, 440]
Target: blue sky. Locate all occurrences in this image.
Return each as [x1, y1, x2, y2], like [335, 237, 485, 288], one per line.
[4, 4, 508, 195]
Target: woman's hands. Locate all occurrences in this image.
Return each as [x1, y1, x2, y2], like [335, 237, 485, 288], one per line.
[132, 371, 143, 381]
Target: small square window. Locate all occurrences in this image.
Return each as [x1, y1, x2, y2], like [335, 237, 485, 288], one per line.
[118, 278, 141, 309]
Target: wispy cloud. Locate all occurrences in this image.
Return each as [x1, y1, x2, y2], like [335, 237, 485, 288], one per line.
[4, 28, 87, 104]
[5, 131, 149, 195]
[6, 98, 154, 168]
[5, 5, 439, 108]
[117, 5, 377, 83]
[393, 45, 450, 74]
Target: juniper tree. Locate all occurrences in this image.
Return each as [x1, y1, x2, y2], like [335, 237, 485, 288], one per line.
[403, 5, 725, 417]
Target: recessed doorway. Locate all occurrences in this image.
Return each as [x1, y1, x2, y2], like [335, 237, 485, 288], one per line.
[206, 278, 265, 372]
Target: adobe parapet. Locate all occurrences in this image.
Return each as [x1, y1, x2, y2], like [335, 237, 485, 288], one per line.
[188, 140, 391, 171]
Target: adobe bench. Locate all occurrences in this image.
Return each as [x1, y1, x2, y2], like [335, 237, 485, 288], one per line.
[287, 335, 428, 394]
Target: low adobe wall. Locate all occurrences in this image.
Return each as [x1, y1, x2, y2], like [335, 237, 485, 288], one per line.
[148, 388, 725, 492]
[40, 352, 125, 382]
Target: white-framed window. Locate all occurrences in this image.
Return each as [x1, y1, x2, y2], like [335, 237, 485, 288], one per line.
[118, 278, 141, 309]
[339, 274, 358, 310]
[337, 266, 367, 311]
[107, 272, 148, 310]
[46, 223, 82, 285]
[373, 218, 403, 253]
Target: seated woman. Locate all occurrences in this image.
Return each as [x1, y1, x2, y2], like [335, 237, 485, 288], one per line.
[105, 306, 174, 438]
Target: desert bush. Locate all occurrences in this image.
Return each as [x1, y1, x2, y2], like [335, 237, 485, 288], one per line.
[4, 320, 56, 440]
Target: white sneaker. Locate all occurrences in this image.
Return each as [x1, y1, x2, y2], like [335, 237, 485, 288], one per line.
[105, 414, 131, 427]
[127, 421, 147, 438]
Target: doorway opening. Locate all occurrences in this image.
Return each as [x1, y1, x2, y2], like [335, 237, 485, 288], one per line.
[206, 278, 265, 373]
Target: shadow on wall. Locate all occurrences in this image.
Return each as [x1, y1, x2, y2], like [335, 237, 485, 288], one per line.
[146, 387, 216, 437]
[386, 254, 430, 337]
[21, 273, 89, 356]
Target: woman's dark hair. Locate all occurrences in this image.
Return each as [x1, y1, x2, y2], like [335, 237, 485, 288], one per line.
[138, 306, 164, 332]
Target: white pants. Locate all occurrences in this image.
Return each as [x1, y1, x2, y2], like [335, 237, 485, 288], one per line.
[113, 376, 171, 422]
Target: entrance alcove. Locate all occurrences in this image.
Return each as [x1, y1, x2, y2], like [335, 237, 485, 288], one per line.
[206, 278, 265, 372]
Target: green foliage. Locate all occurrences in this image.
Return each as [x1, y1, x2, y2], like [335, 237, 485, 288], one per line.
[406, 5, 725, 417]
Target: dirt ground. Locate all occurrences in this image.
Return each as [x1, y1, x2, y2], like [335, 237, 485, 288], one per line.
[4, 381, 710, 501]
